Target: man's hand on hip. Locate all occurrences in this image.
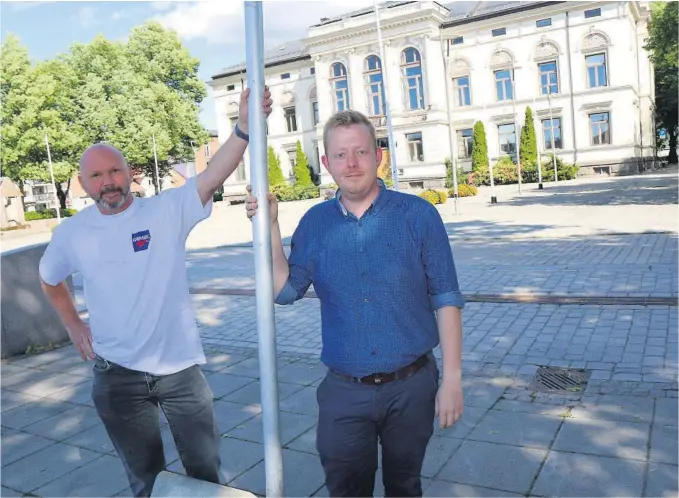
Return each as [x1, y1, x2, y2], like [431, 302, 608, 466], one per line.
[67, 320, 95, 361]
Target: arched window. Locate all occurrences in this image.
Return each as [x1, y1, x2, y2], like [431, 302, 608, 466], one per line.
[401, 47, 424, 110]
[363, 55, 385, 116]
[330, 63, 350, 112]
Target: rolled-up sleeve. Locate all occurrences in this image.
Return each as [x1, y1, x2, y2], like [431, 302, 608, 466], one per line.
[274, 217, 313, 306]
[420, 203, 465, 310]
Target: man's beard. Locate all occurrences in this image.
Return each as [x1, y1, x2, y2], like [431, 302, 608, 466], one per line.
[96, 186, 130, 210]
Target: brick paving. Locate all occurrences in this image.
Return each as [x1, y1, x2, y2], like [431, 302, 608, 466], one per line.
[2, 168, 678, 497]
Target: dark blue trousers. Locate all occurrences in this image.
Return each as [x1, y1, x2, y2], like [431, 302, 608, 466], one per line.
[316, 357, 438, 497]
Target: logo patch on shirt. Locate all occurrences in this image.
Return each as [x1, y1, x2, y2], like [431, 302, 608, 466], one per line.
[131, 230, 151, 252]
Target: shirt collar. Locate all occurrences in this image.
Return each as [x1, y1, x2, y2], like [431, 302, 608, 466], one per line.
[335, 178, 388, 217]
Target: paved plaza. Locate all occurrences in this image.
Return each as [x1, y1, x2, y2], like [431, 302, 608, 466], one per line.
[1, 167, 678, 497]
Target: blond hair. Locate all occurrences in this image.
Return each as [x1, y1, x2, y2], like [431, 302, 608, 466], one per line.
[322, 110, 377, 154]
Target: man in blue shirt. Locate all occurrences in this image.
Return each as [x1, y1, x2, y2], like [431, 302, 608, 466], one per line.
[246, 110, 464, 497]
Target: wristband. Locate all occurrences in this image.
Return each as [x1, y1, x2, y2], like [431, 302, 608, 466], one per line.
[234, 123, 249, 142]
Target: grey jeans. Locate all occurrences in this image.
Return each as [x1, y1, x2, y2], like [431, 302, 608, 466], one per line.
[91, 356, 221, 497]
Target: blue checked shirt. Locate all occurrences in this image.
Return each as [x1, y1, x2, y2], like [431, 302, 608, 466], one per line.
[275, 180, 465, 378]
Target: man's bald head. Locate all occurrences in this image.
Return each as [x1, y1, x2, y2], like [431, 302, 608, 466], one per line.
[79, 143, 128, 173]
[78, 143, 133, 214]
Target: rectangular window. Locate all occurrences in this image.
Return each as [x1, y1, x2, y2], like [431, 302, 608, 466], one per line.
[204, 144, 211, 158]
[453, 76, 471, 106]
[586, 53, 607, 88]
[585, 8, 601, 18]
[284, 106, 297, 133]
[494, 69, 513, 101]
[312, 101, 319, 125]
[498, 123, 516, 155]
[281, 73, 291, 79]
[236, 162, 246, 181]
[536, 18, 552, 28]
[590, 112, 610, 145]
[538, 61, 559, 95]
[492, 27, 506, 37]
[310, 67, 315, 75]
[288, 150, 296, 168]
[226, 84, 235, 91]
[457, 129, 473, 159]
[541, 118, 562, 150]
[452, 36, 464, 45]
[406, 132, 424, 162]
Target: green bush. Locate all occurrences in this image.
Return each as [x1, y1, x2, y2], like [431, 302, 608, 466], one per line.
[25, 208, 77, 221]
[268, 146, 285, 186]
[453, 184, 478, 197]
[293, 141, 313, 186]
[271, 183, 320, 202]
[436, 189, 448, 204]
[419, 190, 440, 205]
[539, 155, 579, 181]
[493, 156, 519, 184]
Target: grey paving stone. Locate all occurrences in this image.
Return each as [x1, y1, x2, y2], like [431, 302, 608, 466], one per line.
[219, 357, 264, 378]
[212, 399, 261, 435]
[223, 411, 316, 446]
[1, 442, 100, 493]
[644, 463, 679, 498]
[3, 370, 89, 398]
[1, 398, 77, 430]
[45, 379, 95, 406]
[421, 435, 463, 478]
[0, 390, 42, 413]
[207, 373, 256, 399]
[434, 405, 487, 440]
[532, 450, 645, 497]
[654, 398, 678, 426]
[1, 429, 56, 466]
[222, 380, 304, 407]
[230, 448, 324, 496]
[168, 437, 265, 484]
[424, 480, 522, 497]
[203, 352, 253, 372]
[32, 454, 128, 497]
[285, 426, 317, 455]
[552, 418, 649, 461]
[570, 395, 655, 424]
[279, 386, 318, 417]
[464, 384, 505, 410]
[64, 423, 116, 454]
[436, 440, 546, 494]
[22, 405, 100, 441]
[492, 399, 568, 416]
[0, 486, 22, 497]
[468, 410, 563, 449]
[650, 425, 678, 465]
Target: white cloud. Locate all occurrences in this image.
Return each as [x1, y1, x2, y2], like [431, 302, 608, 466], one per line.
[155, 0, 376, 47]
[72, 6, 98, 29]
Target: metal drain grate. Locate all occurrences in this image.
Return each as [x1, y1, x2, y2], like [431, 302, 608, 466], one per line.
[531, 366, 591, 394]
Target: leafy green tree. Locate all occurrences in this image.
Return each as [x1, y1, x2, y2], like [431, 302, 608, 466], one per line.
[645, 2, 678, 163]
[293, 140, 312, 186]
[520, 106, 538, 167]
[268, 146, 285, 186]
[471, 121, 488, 173]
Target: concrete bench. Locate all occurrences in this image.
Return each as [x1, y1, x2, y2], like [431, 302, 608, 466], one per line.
[1, 243, 73, 358]
[151, 471, 257, 497]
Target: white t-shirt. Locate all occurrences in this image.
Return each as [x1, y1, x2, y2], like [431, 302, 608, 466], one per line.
[39, 177, 212, 375]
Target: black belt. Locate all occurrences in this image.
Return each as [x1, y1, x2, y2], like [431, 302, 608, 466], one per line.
[331, 354, 430, 385]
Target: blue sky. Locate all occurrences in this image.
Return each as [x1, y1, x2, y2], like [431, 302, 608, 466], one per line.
[2, 0, 374, 131]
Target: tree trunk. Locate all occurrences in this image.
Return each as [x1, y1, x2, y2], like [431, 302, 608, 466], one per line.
[55, 178, 70, 210]
[668, 129, 678, 165]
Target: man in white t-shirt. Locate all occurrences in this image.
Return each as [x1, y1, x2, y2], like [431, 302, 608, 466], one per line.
[39, 88, 272, 497]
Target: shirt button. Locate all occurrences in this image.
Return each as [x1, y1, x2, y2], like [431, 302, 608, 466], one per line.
[364, 298, 369, 303]
[371, 350, 377, 356]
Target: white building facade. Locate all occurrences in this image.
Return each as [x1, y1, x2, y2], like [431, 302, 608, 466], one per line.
[208, 0, 654, 194]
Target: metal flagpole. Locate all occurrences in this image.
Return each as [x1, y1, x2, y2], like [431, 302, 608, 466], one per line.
[244, 2, 284, 497]
[373, 0, 399, 191]
[152, 134, 161, 193]
[440, 36, 459, 214]
[44, 133, 61, 224]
